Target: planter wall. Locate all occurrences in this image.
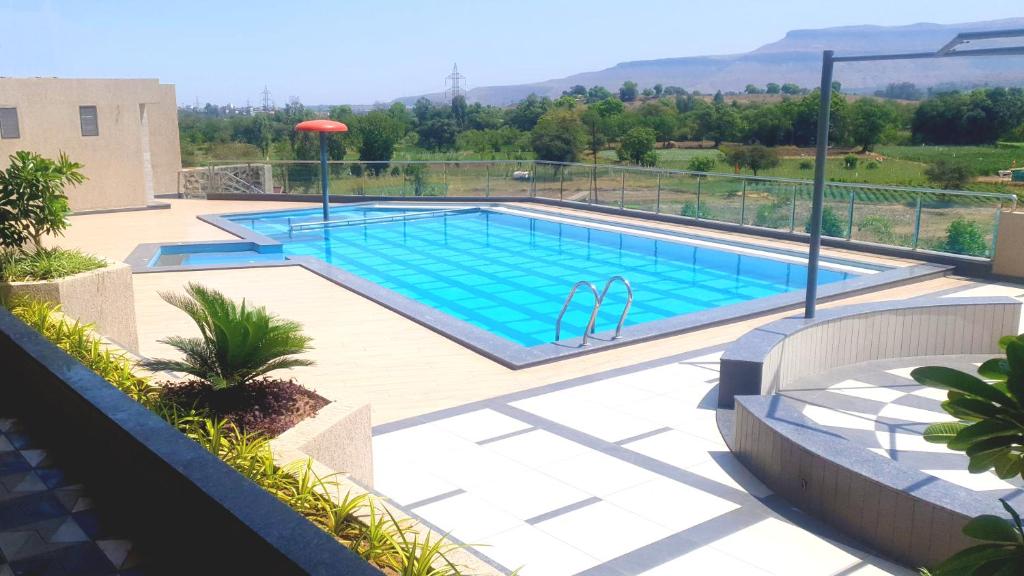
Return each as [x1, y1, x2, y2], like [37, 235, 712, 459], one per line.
[0, 261, 139, 353]
[273, 402, 374, 488]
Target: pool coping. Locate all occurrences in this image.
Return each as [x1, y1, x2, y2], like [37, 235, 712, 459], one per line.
[124, 202, 954, 370]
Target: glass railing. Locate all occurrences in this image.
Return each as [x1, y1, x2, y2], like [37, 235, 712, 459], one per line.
[181, 160, 1017, 259]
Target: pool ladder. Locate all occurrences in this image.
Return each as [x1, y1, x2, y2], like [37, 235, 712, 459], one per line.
[554, 276, 633, 346]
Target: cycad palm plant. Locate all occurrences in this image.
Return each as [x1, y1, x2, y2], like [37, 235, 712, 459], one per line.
[142, 283, 313, 390]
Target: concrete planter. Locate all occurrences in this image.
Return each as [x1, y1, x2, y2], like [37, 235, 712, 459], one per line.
[0, 261, 139, 353]
[272, 402, 374, 488]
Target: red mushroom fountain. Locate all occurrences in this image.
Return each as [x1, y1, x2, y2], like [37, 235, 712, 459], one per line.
[295, 119, 349, 220]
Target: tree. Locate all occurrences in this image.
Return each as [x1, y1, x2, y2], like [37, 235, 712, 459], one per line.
[925, 159, 974, 189]
[530, 109, 585, 162]
[848, 98, 895, 151]
[722, 144, 779, 176]
[781, 83, 802, 95]
[874, 82, 923, 100]
[619, 81, 638, 102]
[619, 127, 657, 165]
[745, 84, 764, 95]
[507, 94, 552, 131]
[580, 107, 608, 165]
[450, 95, 468, 129]
[356, 111, 404, 175]
[563, 84, 587, 98]
[713, 90, 725, 104]
[697, 103, 743, 147]
[0, 151, 85, 252]
[653, 84, 664, 97]
[641, 87, 655, 99]
[766, 83, 781, 95]
[586, 85, 613, 103]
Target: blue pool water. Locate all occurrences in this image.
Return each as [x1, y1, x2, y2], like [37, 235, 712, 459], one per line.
[229, 207, 854, 347]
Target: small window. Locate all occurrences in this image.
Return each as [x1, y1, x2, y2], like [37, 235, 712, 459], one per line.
[79, 105, 98, 137]
[0, 107, 19, 139]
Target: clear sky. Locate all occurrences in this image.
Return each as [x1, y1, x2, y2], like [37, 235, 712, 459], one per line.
[2, 0, 1021, 106]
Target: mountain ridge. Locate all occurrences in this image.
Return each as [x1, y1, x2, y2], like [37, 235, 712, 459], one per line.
[395, 18, 1024, 107]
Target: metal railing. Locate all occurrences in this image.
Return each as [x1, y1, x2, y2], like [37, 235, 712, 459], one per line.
[181, 159, 1018, 259]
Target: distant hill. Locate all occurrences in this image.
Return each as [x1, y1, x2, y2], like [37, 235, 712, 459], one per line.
[396, 18, 1024, 107]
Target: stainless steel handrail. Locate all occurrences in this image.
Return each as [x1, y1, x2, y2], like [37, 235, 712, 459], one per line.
[289, 207, 477, 231]
[592, 276, 633, 339]
[554, 281, 601, 346]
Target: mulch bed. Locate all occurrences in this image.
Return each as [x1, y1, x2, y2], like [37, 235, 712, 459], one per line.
[158, 377, 329, 438]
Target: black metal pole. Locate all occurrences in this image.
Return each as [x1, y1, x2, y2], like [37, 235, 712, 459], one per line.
[804, 50, 834, 319]
[319, 132, 330, 221]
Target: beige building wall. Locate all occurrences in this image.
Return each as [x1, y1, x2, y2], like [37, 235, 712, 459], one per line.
[0, 78, 181, 212]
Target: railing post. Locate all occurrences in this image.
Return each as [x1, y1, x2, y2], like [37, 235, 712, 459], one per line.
[620, 170, 626, 209]
[530, 164, 536, 198]
[486, 165, 491, 197]
[912, 194, 923, 249]
[559, 166, 565, 201]
[590, 166, 596, 204]
[846, 189, 855, 240]
[990, 204, 1002, 258]
[655, 172, 662, 214]
[696, 176, 702, 219]
[740, 180, 747, 225]
[790, 185, 798, 232]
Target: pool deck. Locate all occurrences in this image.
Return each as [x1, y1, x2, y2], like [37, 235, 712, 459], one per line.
[49, 198, 1024, 575]
[55, 198, 973, 425]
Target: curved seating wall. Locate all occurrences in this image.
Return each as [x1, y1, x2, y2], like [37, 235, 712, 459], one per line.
[718, 296, 1021, 408]
[718, 296, 1022, 569]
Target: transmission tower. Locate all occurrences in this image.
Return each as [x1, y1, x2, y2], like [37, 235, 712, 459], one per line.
[444, 63, 466, 102]
[261, 85, 273, 111]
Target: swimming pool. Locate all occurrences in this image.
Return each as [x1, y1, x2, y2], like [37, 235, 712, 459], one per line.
[224, 206, 854, 347]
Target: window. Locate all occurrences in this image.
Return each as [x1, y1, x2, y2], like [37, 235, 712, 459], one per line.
[79, 105, 98, 137]
[0, 107, 19, 139]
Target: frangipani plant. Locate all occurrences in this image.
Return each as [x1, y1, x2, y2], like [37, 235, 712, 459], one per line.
[912, 334, 1024, 574]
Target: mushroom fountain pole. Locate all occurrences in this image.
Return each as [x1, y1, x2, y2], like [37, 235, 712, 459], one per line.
[295, 119, 349, 220]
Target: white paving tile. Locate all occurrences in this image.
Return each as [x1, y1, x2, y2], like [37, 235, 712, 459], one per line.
[688, 452, 773, 499]
[431, 409, 531, 442]
[910, 387, 949, 402]
[537, 449, 659, 497]
[885, 367, 919, 381]
[478, 524, 600, 576]
[638, 545, 773, 576]
[534, 500, 673, 562]
[624, 429, 724, 470]
[470, 466, 591, 521]
[483, 429, 590, 468]
[828, 380, 907, 403]
[412, 492, 524, 543]
[709, 518, 872, 576]
[372, 461, 458, 506]
[878, 403, 950, 424]
[604, 476, 740, 532]
[372, 425, 476, 465]
[924, 468, 1018, 492]
[802, 404, 878, 431]
[511, 395, 663, 442]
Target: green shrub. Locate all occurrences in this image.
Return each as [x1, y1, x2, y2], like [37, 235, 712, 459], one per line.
[925, 159, 974, 189]
[141, 283, 313, 390]
[798, 159, 814, 170]
[843, 154, 859, 169]
[686, 156, 716, 173]
[805, 206, 845, 238]
[866, 161, 879, 170]
[753, 198, 792, 229]
[5, 297, 468, 574]
[680, 202, 714, 219]
[0, 151, 85, 251]
[943, 217, 989, 257]
[0, 247, 106, 282]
